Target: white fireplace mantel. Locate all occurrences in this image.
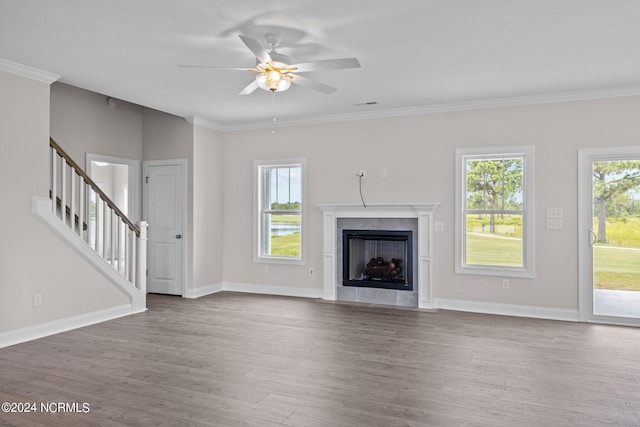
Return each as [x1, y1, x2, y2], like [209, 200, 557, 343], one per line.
[316, 203, 439, 309]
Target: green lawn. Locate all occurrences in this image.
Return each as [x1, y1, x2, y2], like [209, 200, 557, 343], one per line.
[271, 232, 301, 256]
[269, 214, 301, 256]
[594, 246, 640, 291]
[466, 233, 523, 267]
[593, 217, 640, 247]
[467, 231, 640, 291]
[592, 217, 640, 290]
[466, 215, 522, 238]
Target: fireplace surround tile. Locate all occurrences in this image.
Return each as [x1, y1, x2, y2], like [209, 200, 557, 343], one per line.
[397, 290, 419, 307]
[337, 217, 418, 307]
[358, 287, 398, 305]
[337, 286, 357, 302]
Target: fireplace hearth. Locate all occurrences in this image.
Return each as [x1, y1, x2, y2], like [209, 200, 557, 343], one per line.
[342, 230, 413, 291]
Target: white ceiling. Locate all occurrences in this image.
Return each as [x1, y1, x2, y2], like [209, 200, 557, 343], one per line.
[2, 0, 640, 131]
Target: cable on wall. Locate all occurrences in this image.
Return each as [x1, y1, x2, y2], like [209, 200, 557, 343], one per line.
[356, 172, 367, 208]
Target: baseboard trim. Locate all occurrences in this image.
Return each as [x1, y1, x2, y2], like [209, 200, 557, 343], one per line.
[0, 304, 143, 349]
[223, 282, 324, 299]
[185, 286, 579, 322]
[434, 298, 580, 322]
[184, 283, 224, 299]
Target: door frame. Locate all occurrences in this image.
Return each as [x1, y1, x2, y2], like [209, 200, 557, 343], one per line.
[86, 153, 140, 222]
[142, 159, 188, 297]
[578, 147, 640, 326]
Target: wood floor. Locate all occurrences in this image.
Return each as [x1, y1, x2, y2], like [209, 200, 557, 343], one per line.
[1, 292, 640, 426]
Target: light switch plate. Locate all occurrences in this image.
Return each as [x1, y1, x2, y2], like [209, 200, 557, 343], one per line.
[546, 208, 563, 219]
[546, 218, 563, 230]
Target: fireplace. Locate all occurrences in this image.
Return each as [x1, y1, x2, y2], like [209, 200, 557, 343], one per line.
[317, 203, 438, 309]
[343, 229, 413, 291]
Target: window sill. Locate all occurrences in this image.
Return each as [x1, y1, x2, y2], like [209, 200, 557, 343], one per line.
[254, 256, 305, 266]
[455, 265, 534, 279]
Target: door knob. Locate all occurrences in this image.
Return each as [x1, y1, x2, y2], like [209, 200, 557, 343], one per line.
[176, 234, 182, 239]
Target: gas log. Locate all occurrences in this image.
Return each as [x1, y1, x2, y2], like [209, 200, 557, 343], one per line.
[364, 257, 402, 280]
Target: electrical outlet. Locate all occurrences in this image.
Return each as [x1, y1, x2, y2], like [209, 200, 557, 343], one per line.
[33, 293, 42, 307]
[358, 169, 367, 178]
[309, 267, 315, 277]
[502, 279, 510, 289]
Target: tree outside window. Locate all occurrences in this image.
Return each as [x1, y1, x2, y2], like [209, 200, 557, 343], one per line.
[455, 146, 535, 278]
[465, 157, 524, 267]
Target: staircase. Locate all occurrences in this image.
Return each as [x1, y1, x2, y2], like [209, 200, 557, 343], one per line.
[32, 138, 147, 312]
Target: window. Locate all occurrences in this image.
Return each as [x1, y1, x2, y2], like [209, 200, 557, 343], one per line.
[455, 146, 535, 278]
[255, 159, 305, 263]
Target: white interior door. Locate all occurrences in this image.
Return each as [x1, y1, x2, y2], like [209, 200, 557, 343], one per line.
[144, 161, 185, 295]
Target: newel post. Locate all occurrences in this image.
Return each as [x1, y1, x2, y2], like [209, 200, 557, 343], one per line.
[136, 221, 148, 295]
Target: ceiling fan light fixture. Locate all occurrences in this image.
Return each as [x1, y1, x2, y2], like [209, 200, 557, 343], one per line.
[275, 77, 291, 92]
[267, 70, 282, 82]
[256, 70, 291, 92]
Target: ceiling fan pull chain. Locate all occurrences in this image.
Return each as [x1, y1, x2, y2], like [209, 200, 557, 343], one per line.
[272, 91, 277, 135]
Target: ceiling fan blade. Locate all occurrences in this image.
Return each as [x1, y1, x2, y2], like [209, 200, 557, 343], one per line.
[290, 58, 361, 73]
[239, 35, 272, 64]
[178, 65, 253, 71]
[238, 80, 259, 96]
[290, 74, 337, 94]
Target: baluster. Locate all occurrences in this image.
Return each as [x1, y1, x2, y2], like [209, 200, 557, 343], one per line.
[61, 159, 67, 225]
[120, 219, 124, 273]
[124, 227, 130, 280]
[110, 208, 115, 266]
[121, 224, 125, 275]
[51, 147, 57, 213]
[94, 192, 100, 253]
[79, 178, 85, 239]
[70, 170, 76, 233]
[96, 198, 106, 258]
[131, 230, 137, 286]
[116, 219, 122, 273]
[102, 199, 108, 259]
[116, 218, 119, 270]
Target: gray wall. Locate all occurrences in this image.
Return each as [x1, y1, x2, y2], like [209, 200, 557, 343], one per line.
[221, 96, 640, 312]
[193, 125, 224, 289]
[50, 83, 143, 162]
[0, 71, 128, 333]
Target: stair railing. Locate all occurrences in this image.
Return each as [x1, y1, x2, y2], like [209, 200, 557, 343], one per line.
[49, 138, 147, 293]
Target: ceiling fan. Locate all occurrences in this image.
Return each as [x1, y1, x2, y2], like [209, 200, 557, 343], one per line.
[180, 33, 361, 95]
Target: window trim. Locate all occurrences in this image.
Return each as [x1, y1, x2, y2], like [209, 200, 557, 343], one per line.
[455, 146, 535, 278]
[253, 159, 306, 265]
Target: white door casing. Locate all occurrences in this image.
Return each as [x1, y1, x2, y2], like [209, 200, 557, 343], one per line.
[86, 153, 140, 223]
[143, 160, 187, 296]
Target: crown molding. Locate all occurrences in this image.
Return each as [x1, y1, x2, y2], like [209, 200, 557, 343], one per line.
[0, 58, 60, 84]
[185, 116, 224, 131]
[219, 85, 640, 132]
